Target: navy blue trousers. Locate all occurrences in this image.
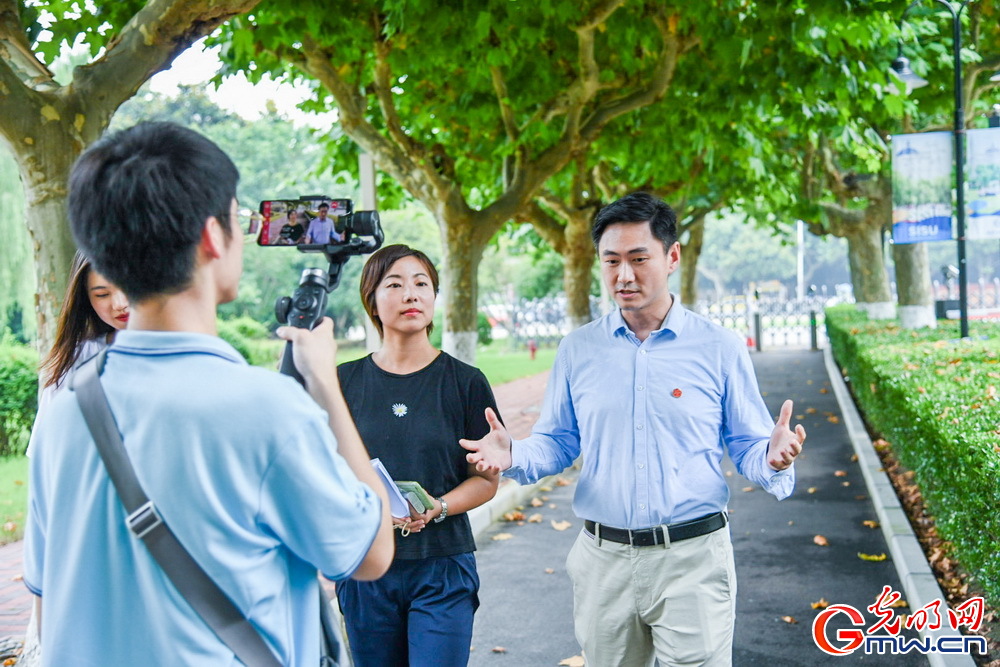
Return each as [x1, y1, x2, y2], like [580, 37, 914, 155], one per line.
[337, 552, 480, 667]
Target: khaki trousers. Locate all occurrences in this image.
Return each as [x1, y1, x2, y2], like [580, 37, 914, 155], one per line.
[565, 525, 736, 667]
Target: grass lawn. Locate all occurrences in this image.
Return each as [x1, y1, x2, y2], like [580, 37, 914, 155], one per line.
[0, 456, 28, 545]
[335, 342, 556, 386]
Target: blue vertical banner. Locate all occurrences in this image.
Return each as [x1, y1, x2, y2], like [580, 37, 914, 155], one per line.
[966, 127, 1000, 240]
[891, 132, 954, 244]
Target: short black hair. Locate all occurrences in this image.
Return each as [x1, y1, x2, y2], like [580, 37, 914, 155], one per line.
[591, 191, 677, 253]
[69, 122, 239, 302]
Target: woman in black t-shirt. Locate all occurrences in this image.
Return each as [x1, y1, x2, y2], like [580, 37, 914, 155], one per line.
[337, 244, 500, 667]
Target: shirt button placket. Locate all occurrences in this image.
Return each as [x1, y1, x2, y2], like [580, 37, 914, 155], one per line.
[634, 342, 650, 526]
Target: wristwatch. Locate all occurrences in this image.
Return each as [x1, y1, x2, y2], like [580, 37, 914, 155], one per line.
[434, 497, 449, 523]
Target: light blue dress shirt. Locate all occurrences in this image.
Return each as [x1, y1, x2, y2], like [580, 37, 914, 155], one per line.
[25, 331, 381, 665]
[505, 301, 794, 529]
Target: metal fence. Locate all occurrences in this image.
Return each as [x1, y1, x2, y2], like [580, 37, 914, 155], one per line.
[694, 295, 830, 351]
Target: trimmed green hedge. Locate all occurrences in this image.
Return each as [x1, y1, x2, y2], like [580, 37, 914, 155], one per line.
[0, 332, 38, 457]
[827, 306, 1000, 600]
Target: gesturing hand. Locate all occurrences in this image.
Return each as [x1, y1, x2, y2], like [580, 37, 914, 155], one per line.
[768, 399, 806, 471]
[460, 408, 512, 474]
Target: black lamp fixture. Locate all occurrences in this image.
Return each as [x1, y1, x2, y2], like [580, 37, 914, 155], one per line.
[889, 50, 929, 93]
[890, 0, 972, 337]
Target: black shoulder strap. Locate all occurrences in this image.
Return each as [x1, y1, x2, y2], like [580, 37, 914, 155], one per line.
[71, 350, 281, 667]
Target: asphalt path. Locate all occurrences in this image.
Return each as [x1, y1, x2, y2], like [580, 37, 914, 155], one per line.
[469, 349, 928, 666]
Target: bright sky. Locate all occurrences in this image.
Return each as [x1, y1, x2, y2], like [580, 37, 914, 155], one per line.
[148, 40, 337, 128]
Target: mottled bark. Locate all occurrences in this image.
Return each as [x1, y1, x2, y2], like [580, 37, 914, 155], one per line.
[562, 211, 595, 329]
[892, 242, 936, 329]
[440, 212, 488, 363]
[845, 225, 894, 318]
[679, 215, 705, 307]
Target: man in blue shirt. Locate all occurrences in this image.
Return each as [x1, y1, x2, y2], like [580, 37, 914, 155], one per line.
[305, 202, 344, 244]
[463, 192, 805, 666]
[24, 122, 394, 665]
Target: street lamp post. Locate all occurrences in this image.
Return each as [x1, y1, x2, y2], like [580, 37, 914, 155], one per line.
[892, 0, 971, 337]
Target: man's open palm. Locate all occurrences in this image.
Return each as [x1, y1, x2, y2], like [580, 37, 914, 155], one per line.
[461, 408, 512, 474]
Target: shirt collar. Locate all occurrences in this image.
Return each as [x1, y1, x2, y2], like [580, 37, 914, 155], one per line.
[609, 294, 688, 341]
[110, 330, 248, 365]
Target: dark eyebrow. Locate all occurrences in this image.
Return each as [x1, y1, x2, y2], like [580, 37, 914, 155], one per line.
[383, 272, 430, 281]
[601, 247, 650, 257]
[88, 285, 110, 292]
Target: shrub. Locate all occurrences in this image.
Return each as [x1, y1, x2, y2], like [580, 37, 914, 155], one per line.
[0, 334, 39, 457]
[827, 306, 1000, 600]
[216, 318, 254, 364]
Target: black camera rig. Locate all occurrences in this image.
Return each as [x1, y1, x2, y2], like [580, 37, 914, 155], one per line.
[268, 195, 383, 384]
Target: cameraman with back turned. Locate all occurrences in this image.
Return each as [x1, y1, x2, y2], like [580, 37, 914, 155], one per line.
[23, 121, 394, 665]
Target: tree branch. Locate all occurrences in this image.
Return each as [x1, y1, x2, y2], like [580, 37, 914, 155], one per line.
[73, 0, 261, 120]
[577, 10, 684, 144]
[490, 65, 519, 142]
[517, 199, 568, 255]
[0, 0, 55, 88]
[295, 36, 440, 204]
[370, 12, 428, 165]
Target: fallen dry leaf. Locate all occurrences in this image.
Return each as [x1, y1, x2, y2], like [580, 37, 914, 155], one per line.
[858, 552, 887, 561]
[2, 521, 16, 533]
[781, 615, 798, 624]
[819, 387, 829, 394]
[850, 454, 858, 462]
[725, 470, 733, 477]
[811, 598, 830, 610]
[554, 477, 571, 487]
[491, 533, 514, 541]
[530, 497, 544, 507]
[549, 504, 558, 509]
[527, 513, 543, 523]
[491, 646, 507, 654]
[834, 470, 848, 477]
[545, 568, 555, 574]
[539, 486, 553, 492]
[502, 511, 525, 522]
[889, 598, 908, 608]
[806, 407, 818, 414]
[841, 481, 851, 487]
[13, 480, 23, 486]
[813, 535, 829, 547]
[551, 520, 572, 531]
[862, 520, 879, 529]
[4, 658, 16, 666]
[807, 487, 818, 494]
[795, 414, 804, 420]
[827, 415, 840, 424]
[10, 574, 22, 582]
[742, 486, 754, 493]
[559, 656, 585, 667]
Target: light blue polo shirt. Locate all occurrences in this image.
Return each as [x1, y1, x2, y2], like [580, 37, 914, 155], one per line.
[24, 331, 381, 666]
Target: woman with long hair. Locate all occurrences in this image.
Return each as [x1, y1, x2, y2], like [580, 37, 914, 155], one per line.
[20, 251, 128, 666]
[37, 251, 130, 398]
[336, 244, 500, 667]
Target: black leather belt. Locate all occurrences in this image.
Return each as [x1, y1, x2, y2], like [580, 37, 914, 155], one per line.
[584, 511, 727, 547]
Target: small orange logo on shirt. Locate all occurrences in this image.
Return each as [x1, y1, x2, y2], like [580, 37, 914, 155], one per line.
[672, 388, 682, 398]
